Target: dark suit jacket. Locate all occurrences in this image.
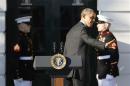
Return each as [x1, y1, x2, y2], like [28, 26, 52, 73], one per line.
[64, 22, 106, 83]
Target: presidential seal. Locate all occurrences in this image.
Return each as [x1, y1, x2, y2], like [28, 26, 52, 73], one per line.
[51, 53, 66, 70]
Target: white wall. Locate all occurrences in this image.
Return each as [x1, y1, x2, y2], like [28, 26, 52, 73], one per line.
[0, 0, 6, 86]
[97, 0, 130, 86]
[97, 0, 130, 11]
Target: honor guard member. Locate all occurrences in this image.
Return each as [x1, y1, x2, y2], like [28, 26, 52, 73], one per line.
[12, 15, 34, 86]
[96, 15, 119, 86]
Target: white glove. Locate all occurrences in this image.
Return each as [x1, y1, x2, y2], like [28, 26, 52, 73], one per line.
[106, 74, 114, 80]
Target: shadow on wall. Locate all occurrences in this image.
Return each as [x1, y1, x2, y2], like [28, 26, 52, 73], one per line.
[117, 41, 130, 74]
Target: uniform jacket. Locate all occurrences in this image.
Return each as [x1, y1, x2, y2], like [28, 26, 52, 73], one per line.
[11, 31, 34, 80]
[97, 31, 119, 79]
[63, 22, 106, 84]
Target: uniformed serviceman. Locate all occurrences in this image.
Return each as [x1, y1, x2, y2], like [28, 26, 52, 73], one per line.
[11, 15, 34, 86]
[96, 14, 119, 86]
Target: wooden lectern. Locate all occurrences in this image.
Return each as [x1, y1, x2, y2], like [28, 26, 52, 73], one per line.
[33, 55, 82, 86]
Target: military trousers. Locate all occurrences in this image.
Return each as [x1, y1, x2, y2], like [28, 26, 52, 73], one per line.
[14, 78, 32, 86]
[97, 74, 117, 86]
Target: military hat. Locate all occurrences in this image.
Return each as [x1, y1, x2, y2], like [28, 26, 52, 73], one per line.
[15, 16, 32, 24]
[97, 15, 112, 23]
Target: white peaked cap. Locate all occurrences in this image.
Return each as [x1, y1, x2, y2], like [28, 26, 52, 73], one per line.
[15, 16, 32, 24]
[97, 15, 112, 23]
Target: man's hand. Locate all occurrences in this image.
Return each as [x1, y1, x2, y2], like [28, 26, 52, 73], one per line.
[106, 39, 117, 49]
[13, 43, 21, 53]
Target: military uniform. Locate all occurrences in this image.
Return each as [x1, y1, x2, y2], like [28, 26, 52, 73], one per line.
[11, 16, 34, 86]
[13, 31, 34, 79]
[97, 31, 119, 79]
[96, 15, 119, 86]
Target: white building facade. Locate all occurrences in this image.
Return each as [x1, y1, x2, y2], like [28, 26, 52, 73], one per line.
[0, 0, 130, 86]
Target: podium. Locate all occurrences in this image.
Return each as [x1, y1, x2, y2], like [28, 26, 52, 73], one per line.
[33, 54, 82, 86]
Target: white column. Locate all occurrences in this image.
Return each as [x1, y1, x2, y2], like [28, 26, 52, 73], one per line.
[0, 0, 6, 86]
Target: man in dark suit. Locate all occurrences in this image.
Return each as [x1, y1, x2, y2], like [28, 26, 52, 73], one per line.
[63, 8, 116, 86]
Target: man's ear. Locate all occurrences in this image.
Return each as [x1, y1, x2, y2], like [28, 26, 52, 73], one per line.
[82, 15, 86, 19]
